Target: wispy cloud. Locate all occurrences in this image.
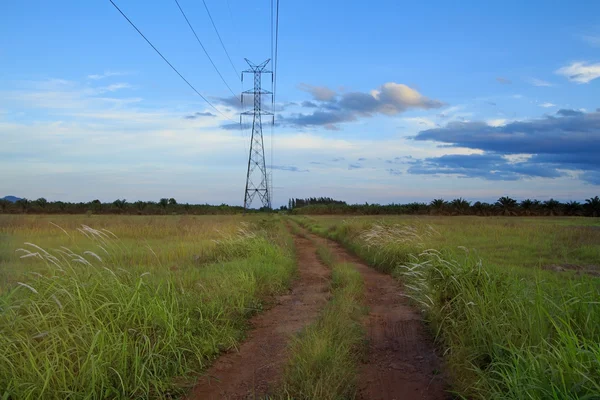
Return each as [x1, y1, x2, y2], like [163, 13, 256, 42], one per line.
[556, 61, 600, 84]
[87, 71, 129, 80]
[539, 102, 556, 108]
[387, 168, 402, 176]
[269, 165, 309, 173]
[527, 77, 553, 87]
[184, 111, 216, 119]
[103, 83, 132, 92]
[496, 77, 512, 84]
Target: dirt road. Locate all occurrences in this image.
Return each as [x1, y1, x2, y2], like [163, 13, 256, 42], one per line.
[188, 233, 330, 399]
[304, 229, 448, 400]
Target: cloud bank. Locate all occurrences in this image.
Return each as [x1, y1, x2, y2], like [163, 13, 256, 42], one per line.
[412, 109, 600, 184]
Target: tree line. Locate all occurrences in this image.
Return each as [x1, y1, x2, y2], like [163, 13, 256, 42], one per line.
[288, 196, 600, 217]
[1, 196, 599, 217]
[287, 197, 347, 210]
[0, 198, 247, 215]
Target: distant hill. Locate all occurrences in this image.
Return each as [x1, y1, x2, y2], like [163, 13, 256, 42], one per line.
[1, 196, 21, 203]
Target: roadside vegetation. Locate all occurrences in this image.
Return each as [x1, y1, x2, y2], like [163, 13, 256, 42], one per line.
[292, 215, 600, 399]
[0, 215, 295, 399]
[281, 238, 365, 399]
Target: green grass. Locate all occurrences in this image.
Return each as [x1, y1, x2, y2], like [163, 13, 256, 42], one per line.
[280, 226, 365, 400]
[0, 215, 296, 399]
[292, 215, 600, 399]
[307, 215, 600, 272]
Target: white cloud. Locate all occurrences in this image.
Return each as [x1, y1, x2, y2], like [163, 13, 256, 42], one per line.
[527, 78, 553, 87]
[87, 71, 129, 80]
[556, 61, 600, 84]
[539, 102, 556, 108]
[487, 119, 507, 127]
[103, 83, 132, 92]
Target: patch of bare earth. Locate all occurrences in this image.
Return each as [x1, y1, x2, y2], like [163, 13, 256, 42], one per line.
[188, 234, 330, 400]
[305, 230, 448, 400]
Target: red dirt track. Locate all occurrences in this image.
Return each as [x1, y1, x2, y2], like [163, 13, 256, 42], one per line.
[188, 233, 330, 399]
[305, 231, 448, 400]
[189, 226, 447, 399]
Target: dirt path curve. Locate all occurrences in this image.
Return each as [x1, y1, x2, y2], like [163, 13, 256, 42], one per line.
[188, 232, 330, 400]
[303, 229, 448, 400]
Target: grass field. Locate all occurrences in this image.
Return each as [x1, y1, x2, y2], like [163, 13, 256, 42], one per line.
[0, 215, 296, 399]
[294, 215, 600, 399]
[2, 214, 600, 399]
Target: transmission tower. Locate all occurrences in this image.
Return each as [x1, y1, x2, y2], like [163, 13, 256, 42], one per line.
[241, 58, 273, 210]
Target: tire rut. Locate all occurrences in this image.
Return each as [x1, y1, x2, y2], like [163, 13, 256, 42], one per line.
[303, 229, 448, 400]
[188, 233, 330, 400]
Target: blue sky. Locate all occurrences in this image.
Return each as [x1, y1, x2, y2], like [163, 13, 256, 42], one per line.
[1, 0, 599, 206]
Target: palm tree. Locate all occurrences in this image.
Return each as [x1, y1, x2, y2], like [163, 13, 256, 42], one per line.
[543, 198, 562, 216]
[520, 199, 534, 216]
[563, 201, 582, 216]
[450, 198, 471, 215]
[113, 199, 127, 212]
[495, 196, 518, 216]
[429, 199, 447, 215]
[584, 196, 600, 217]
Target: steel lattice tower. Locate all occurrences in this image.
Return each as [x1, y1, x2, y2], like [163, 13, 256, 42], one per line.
[241, 58, 273, 210]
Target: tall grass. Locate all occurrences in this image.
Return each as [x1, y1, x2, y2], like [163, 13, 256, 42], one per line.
[0, 217, 295, 399]
[280, 240, 365, 400]
[294, 216, 600, 399]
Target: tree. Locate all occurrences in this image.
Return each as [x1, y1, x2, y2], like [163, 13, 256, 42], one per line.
[584, 196, 600, 217]
[450, 198, 471, 215]
[89, 199, 102, 214]
[15, 198, 30, 214]
[35, 198, 48, 209]
[113, 199, 127, 212]
[0, 199, 10, 213]
[54, 201, 68, 213]
[543, 198, 562, 216]
[168, 198, 177, 206]
[495, 196, 517, 216]
[520, 199, 534, 216]
[159, 198, 169, 209]
[429, 199, 447, 215]
[134, 201, 147, 214]
[563, 201, 582, 216]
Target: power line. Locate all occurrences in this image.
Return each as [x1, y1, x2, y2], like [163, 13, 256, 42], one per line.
[274, 0, 280, 105]
[109, 0, 233, 121]
[202, 0, 240, 79]
[271, 0, 280, 206]
[270, 0, 275, 208]
[173, 0, 238, 98]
